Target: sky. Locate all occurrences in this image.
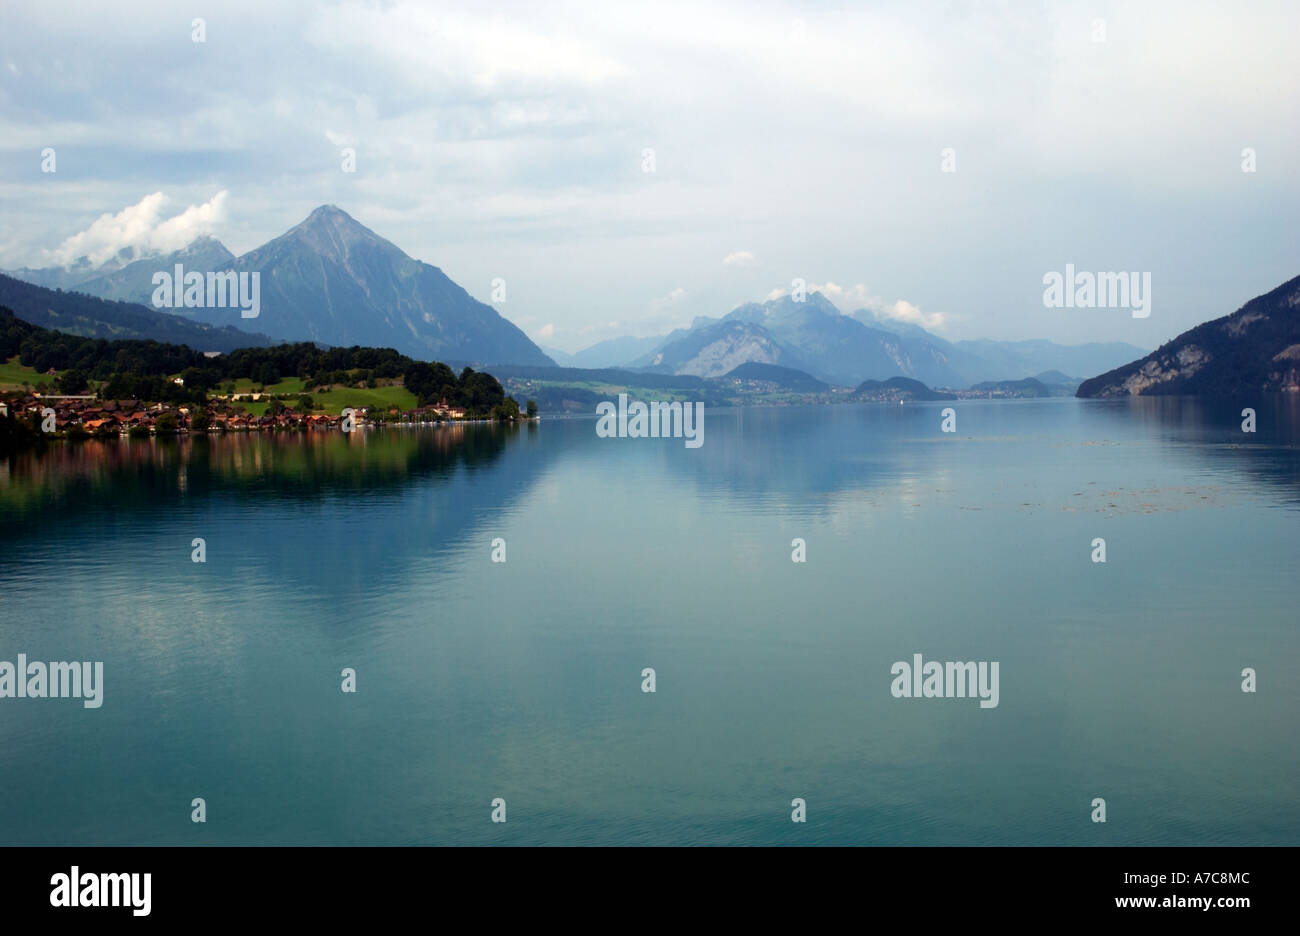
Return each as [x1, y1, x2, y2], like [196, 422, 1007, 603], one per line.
[1, 0, 1298, 353]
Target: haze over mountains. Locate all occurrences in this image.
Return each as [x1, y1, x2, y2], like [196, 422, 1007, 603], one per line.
[615, 292, 1145, 388]
[8, 203, 1152, 387]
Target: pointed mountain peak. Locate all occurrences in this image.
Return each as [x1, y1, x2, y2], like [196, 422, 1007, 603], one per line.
[181, 233, 234, 261]
[280, 204, 403, 262]
[296, 204, 375, 234]
[304, 204, 350, 222]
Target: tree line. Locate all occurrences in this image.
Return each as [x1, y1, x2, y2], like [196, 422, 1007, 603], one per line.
[1, 307, 525, 417]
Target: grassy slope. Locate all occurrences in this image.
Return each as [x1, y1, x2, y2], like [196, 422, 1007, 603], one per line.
[0, 356, 57, 389]
[303, 385, 418, 413]
[231, 376, 308, 394]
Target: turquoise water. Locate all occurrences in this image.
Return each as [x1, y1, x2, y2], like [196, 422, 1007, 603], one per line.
[1, 397, 1297, 845]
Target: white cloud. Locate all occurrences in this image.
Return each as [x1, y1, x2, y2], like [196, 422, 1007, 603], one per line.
[723, 250, 754, 268]
[870, 299, 945, 331]
[648, 286, 685, 309]
[44, 191, 228, 267]
[538, 322, 556, 338]
[808, 281, 946, 331]
[149, 192, 229, 253]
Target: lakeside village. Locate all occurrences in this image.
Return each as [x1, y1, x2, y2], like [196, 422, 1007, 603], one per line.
[0, 387, 531, 439]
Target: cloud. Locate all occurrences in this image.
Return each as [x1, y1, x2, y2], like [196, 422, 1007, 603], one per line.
[44, 191, 229, 267]
[809, 281, 946, 330]
[764, 287, 787, 301]
[648, 286, 685, 313]
[723, 251, 754, 268]
[538, 322, 556, 338]
[869, 299, 946, 331]
[307, 6, 626, 91]
[4, 2, 1297, 343]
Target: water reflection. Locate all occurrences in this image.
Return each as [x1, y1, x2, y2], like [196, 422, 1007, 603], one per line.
[1, 423, 537, 535]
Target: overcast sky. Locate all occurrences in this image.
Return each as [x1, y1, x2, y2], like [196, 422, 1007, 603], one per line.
[2, 0, 1298, 352]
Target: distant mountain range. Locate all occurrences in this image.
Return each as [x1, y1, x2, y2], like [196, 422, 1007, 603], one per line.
[637, 316, 818, 378]
[6, 206, 554, 368]
[10, 205, 1156, 386]
[1077, 273, 1300, 397]
[542, 335, 664, 369]
[571, 291, 1148, 389]
[71, 235, 237, 304]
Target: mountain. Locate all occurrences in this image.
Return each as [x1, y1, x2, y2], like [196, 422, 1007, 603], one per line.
[10, 206, 553, 367]
[540, 346, 577, 366]
[953, 338, 1148, 385]
[636, 294, 1148, 388]
[721, 362, 828, 392]
[5, 245, 144, 291]
[728, 293, 968, 387]
[0, 273, 274, 352]
[638, 317, 812, 378]
[74, 235, 236, 303]
[852, 310, 1147, 386]
[209, 206, 553, 366]
[563, 334, 666, 369]
[851, 376, 955, 402]
[633, 292, 968, 387]
[1077, 274, 1300, 397]
[1033, 369, 1076, 384]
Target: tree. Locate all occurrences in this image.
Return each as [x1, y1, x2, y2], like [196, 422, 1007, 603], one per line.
[57, 368, 88, 394]
[492, 398, 520, 421]
[190, 412, 211, 432]
[266, 399, 286, 416]
[526, 399, 538, 419]
[155, 412, 179, 434]
[297, 394, 314, 412]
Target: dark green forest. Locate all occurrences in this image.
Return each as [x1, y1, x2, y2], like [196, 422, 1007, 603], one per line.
[0, 306, 519, 417]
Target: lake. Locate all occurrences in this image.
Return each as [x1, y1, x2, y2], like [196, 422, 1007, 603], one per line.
[1, 397, 1297, 845]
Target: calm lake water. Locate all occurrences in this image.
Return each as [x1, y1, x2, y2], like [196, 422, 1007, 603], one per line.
[1, 397, 1298, 845]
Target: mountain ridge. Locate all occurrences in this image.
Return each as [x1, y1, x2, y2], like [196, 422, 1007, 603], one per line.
[1077, 273, 1300, 397]
[0, 272, 275, 352]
